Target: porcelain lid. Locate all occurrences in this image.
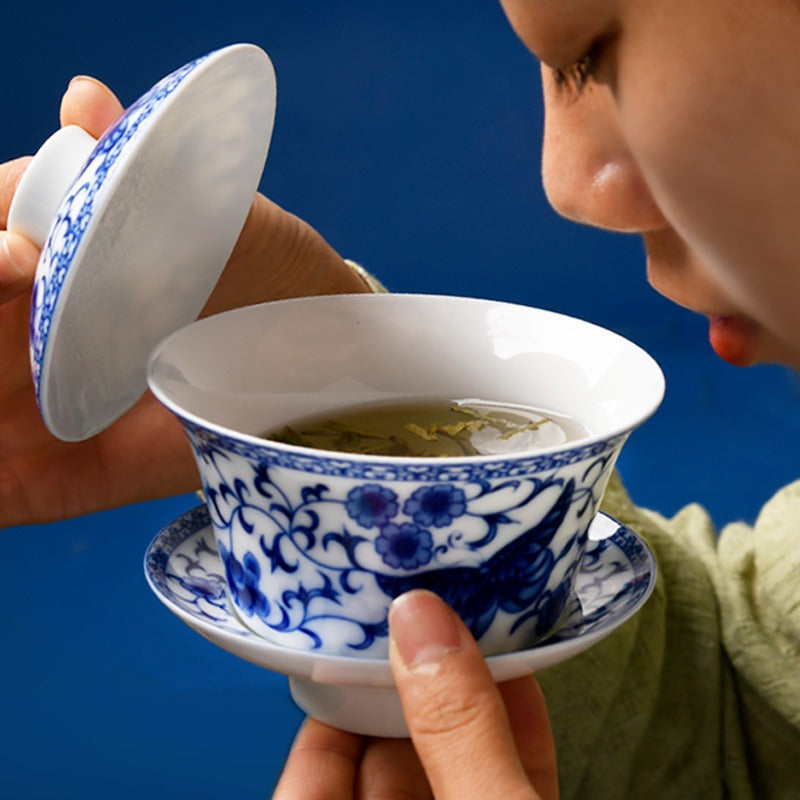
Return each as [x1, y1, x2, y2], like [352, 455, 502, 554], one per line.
[7, 43, 276, 441]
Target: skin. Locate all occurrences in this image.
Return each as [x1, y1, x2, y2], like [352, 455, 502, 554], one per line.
[3, 0, 799, 795]
[500, 0, 800, 370]
[274, 591, 557, 800]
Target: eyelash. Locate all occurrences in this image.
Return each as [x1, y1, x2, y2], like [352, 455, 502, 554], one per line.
[552, 40, 604, 96]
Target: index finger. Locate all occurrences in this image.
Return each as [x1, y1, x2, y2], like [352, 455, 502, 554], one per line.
[272, 717, 364, 800]
[0, 157, 32, 229]
[498, 676, 559, 800]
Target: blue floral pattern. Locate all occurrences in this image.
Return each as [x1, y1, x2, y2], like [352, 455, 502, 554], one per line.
[345, 484, 399, 528]
[144, 504, 235, 630]
[375, 523, 434, 569]
[30, 53, 207, 402]
[403, 484, 467, 528]
[180, 415, 628, 482]
[178, 420, 625, 657]
[218, 541, 271, 622]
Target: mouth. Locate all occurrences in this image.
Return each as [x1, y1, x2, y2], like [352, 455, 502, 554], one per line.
[707, 315, 758, 367]
[641, 231, 760, 367]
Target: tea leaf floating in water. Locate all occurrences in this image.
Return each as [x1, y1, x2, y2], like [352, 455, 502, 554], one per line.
[264, 398, 589, 457]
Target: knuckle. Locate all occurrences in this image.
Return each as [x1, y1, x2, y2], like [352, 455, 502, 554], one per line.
[406, 681, 501, 742]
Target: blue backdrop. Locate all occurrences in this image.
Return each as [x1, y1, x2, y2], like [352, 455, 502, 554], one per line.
[2, 2, 797, 798]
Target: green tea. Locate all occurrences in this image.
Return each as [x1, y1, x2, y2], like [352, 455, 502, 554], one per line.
[263, 397, 589, 457]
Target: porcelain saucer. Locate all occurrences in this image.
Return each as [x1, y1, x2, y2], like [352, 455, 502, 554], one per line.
[144, 505, 656, 737]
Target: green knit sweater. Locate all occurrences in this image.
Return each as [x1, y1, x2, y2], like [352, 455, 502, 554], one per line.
[539, 472, 800, 799]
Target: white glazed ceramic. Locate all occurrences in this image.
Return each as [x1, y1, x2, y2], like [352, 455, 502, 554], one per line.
[7, 44, 276, 441]
[144, 503, 656, 737]
[147, 293, 664, 658]
[7, 125, 97, 247]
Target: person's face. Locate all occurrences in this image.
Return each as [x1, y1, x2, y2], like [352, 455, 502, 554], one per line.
[500, 0, 800, 370]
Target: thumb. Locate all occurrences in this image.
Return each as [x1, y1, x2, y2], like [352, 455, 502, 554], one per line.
[389, 590, 558, 800]
[0, 230, 40, 301]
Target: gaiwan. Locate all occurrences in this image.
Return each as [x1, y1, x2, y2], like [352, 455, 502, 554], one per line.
[147, 292, 665, 658]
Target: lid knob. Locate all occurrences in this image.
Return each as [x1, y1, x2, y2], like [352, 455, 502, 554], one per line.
[7, 126, 98, 248]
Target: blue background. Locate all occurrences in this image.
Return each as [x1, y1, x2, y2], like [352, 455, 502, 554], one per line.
[2, 2, 797, 798]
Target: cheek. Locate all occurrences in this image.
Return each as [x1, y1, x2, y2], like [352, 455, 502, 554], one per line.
[617, 0, 800, 347]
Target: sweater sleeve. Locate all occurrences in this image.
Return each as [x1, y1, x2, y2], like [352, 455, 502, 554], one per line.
[536, 471, 800, 800]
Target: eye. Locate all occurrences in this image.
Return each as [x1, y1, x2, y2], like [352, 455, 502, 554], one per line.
[551, 36, 610, 97]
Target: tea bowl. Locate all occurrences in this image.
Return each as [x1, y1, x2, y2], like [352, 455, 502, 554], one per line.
[146, 293, 664, 658]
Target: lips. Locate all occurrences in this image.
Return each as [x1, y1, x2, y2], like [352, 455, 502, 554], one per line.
[708, 315, 758, 366]
[642, 231, 764, 367]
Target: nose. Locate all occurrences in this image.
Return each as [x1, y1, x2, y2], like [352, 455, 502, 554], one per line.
[540, 67, 665, 233]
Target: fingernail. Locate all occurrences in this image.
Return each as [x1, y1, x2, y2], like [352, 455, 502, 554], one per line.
[389, 590, 461, 668]
[68, 75, 99, 89]
[2, 233, 26, 279]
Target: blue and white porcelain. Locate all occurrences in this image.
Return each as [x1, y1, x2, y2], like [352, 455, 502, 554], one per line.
[147, 293, 665, 658]
[7, 44, 276, 441]
[144, 503, 656, 737]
